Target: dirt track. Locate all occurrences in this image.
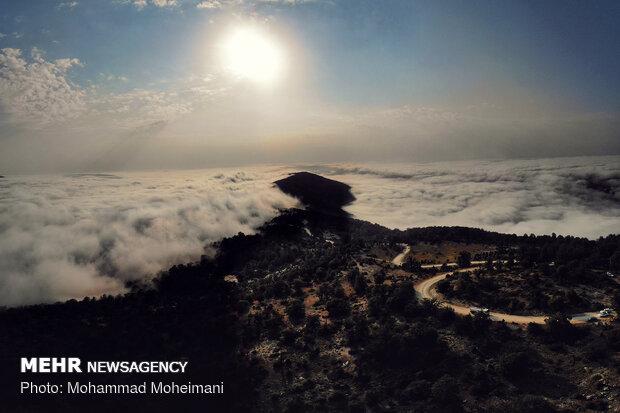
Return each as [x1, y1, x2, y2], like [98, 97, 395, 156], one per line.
[391, 244, 411, 266]
[413, 269, 602, 325]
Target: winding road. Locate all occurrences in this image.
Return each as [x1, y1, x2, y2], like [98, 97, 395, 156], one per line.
[389, 244, 611, 324]
[391, 244, 411, 266]
[411, 266, 606, 325]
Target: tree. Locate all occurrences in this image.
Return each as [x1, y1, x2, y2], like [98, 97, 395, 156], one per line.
[610, 250, 620, 272]
[353, 274, 368, 295]
[513, 395, 557, 413]
[499, 351, 540, 380]
[374, 270, 386, 285]
[345, 314, 369, 345]
[286, 299, 305, 324]
[545, 315, 580, 343]
[612, 291, 620, 311]
[347, 266, 361, 284]
[431, 374, 461, 410]
[326, 297, 351, 319]
[303, 315, 321, 342]
[386, 281, 415, 312]
[403, 256, 421, 272]
[436, 278, 453, 296]
[457, 251, 472, 268]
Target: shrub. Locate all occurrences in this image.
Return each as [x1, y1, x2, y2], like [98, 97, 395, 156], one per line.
[526, 322, 544, 336]
[436, 278, 453, 296]
[457, 251, 472, 268]
[345, 314, 369, 345]
[401, 379, 430, 402]
[545, 315, 581, 343]
[374, 271, 386, 285]
[386, 281, 415, 312]
[431, 374, 461, 409]
[286, 299, 306, 324]
[512, 395, 556, 413]
[326, 297, 351, 319]
[353, 274, 368, 295]
[498, 350, 540, 380]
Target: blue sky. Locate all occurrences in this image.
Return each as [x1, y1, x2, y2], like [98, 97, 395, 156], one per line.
[0, 0, 619, 172]
[2, 0, 619, 108]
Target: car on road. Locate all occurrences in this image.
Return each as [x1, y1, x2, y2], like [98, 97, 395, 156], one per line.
[470, 307, 490, 315]
[599, 308, 615, 318]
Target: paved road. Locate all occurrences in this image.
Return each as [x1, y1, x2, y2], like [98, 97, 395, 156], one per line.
[413, 269, 603, 325]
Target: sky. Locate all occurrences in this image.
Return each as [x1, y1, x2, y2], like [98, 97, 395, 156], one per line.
[0, 0, 619, 173]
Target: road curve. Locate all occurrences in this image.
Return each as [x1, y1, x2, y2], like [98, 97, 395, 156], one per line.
[413, 270, 602, 325]
[391, 244, 411, 266]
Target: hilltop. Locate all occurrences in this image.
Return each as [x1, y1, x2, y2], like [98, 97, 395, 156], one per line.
[274, 172, 355, 214]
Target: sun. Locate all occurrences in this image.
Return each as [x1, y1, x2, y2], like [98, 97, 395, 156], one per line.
[220, 26, 285, 85]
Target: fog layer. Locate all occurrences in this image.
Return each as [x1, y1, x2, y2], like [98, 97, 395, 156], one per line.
[0, 157, 618, 306]
[0, 168, 297, 306]
[317, 156, 620, 239]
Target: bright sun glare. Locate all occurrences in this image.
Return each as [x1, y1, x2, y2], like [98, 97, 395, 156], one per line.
[220, 26, 285, 85]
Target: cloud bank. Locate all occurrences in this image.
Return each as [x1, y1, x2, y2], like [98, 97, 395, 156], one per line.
[311, 156, 620, 239]
[1, 158, 618, 307]
[0, 168, 297, 306]
[0, 48, 85, 125]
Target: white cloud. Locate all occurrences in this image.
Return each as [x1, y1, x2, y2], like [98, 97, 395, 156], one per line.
[131, 0, 177, 8]
[0, 48, 85, 126]
[256, 0, 315, 4]
[57, 1, 79, 9]
[152, 0, 178, 6]
[100, 73, 129, 82]
[311, 157, 620, 239]
[0, 47, 227, 131]
[121, 0, 317, 10]
[92, 88, 194, 127]
[197, 0, 223, 9]
[0, 167, 298, 306]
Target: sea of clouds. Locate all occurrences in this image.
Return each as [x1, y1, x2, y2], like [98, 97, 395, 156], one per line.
[315, 156, 620, 239]
[0, 167, 298, 306]
[0, 156, 619, 306]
